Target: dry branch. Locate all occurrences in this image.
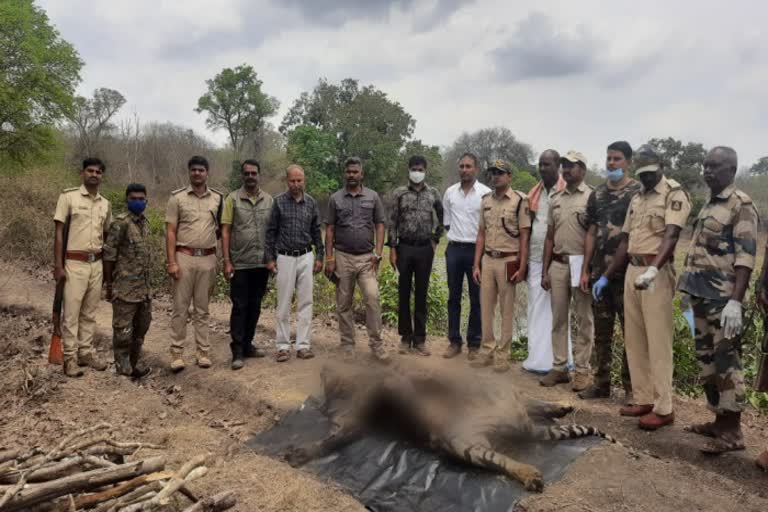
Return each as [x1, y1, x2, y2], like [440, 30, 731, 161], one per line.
[180, 491, 236, 512]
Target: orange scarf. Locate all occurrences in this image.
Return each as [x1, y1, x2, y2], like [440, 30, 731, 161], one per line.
[528, 176, 566, 213]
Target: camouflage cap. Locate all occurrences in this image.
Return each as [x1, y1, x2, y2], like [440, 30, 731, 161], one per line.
[634, 144, 661, 174]
[487, 159, 512, 173]
[560, 150, 587, 168]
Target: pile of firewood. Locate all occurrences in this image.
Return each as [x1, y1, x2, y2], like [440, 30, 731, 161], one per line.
[0, 423, 235, 511]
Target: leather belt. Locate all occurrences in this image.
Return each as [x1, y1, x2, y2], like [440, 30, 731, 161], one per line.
[66, 251, 102, 262]
[448, 241, 475, 247]
[485, 250, 518, 258]
[176, 246, 216, 257]
[629, 254, 669, 266]
[278, 247, 313, 257]
[552, 253, 569, 264]
[399, 238, 433, 247]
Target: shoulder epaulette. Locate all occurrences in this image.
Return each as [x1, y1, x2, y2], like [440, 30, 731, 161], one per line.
[62, 187, 79, 193]
[666, 178, 682, 190]
[733, 189, 753, 205]
[171, 187, 186, 195]
[513, 190, 527, 200]
[209, 187, 223, 197]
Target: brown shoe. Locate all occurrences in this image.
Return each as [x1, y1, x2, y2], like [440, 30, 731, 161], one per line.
[467, 347, 480, 361]
[539, 370, 569, 387]
[276, 350, 290, 363]
[170, 357, 186, 373]
[638, 411, 674, 430]
[471, 352, 494, 368]
[756, 450, 768, 471]
[196, 355, 212, 368]
[443, 344, 462, 359]
[619, 404, 653, 417]
[77, 352, 107, 371]
[297, 348, 315, 360]
[493, 359, 510, 373]
[371, 347, 391, 364]
[63, 359, 84, 378]
[412, 344, 431, 357]
[571, 373, 591, 392]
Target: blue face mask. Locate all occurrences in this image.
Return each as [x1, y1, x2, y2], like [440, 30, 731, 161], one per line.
[606, 168, 624, 182]
[127, 199, 147, 215]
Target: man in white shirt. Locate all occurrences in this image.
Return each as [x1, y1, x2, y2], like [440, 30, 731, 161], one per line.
[442, 152, 492, 360]
[523, 150, 565, 373]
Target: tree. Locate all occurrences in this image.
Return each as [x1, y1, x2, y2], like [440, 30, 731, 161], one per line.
[750, 156, 768, 176]
[67, 88, 126, 158]
[280, 78, 416, 195]
[442, 127, 535, 186]
[286, 124, 340, 198]
[196, 64, 279, 188]
[0, 0, 82, 161]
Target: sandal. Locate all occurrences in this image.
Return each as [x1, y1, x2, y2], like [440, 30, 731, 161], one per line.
[296, 348, 315, 360]
[276, 350, 290, 363]
[700, 433, 745, 455]
[684, 422, 720, 438]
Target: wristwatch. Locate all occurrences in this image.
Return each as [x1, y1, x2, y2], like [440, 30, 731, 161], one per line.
[373, 251, 382, 261]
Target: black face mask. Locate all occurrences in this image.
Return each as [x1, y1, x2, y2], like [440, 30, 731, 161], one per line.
[639, 173, 659, 191]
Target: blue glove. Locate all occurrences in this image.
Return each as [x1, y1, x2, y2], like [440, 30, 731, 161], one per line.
[592, 276, 609, 301]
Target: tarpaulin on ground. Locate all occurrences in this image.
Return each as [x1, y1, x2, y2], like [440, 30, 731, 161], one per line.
[248, 398, 601, 512]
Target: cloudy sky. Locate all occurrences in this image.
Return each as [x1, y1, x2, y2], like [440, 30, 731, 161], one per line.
[39, 0, 768, 169]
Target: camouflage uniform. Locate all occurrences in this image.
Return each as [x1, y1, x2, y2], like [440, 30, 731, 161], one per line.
[103, 212, 152, 375]
[585, 180, 642, 391]
[678, 184, 759, 413]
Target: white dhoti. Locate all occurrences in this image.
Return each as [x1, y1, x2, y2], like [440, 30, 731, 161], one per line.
[524, 261, 572, 373]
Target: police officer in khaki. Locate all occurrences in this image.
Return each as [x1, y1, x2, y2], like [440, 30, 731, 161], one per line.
[540, 151, 594, 391]
[472, 159, 530, 372]
[603, 145, 691, 430]
[165, 156, 223, 372]
[53, 158, 112, 377]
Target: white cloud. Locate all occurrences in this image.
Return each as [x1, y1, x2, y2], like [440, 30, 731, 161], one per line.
[38, 0, 768, 168]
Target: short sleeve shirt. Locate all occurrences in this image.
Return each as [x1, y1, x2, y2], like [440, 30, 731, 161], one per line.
[479, 188, 531, 253]
[548, 182, 592, 255]
[621, 176, 691, 255]
[678, 185, 758, 300]
[165, 185, 222, 249]
[585, 179, 643, 278]
[326, 187, 385, 255]
[53, 185, 112, 252]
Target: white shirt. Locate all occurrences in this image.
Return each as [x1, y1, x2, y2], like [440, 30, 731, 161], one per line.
[443, 180, 492, 243]
[529, 185, 557, 263]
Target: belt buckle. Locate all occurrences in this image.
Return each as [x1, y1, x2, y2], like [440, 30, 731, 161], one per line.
[193, 248, 204, 257]
[87, 253, 97, 263]
[490, 250, 501, 258]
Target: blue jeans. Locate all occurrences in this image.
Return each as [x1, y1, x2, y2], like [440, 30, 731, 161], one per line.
[446, 242, 481, 347]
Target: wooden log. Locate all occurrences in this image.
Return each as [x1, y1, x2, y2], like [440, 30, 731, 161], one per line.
[0, 451, 21, 465]
[0, 456, 165, 512]
[45, 471, 171, 512]
[90, 482, 163, 512]
[181, 491, 237, 512]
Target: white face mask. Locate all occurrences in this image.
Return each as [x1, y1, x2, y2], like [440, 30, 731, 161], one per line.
[409, 171, 426, 184]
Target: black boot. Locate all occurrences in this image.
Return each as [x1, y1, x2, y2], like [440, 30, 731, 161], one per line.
[231, 345, 244, 371]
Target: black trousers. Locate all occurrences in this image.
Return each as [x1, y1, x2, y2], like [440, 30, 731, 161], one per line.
[397, 243, 434, 345]
[446, 242, 481, 347]
[229, 268, 270, 357]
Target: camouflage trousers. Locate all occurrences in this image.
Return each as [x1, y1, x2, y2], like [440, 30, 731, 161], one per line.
[592, 278, 631, 392]
[112, 299, 152, 375]
[690, 296, 745, 414]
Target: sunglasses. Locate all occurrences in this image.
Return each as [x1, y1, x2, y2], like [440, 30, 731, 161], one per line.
[489, 169, 509, 176]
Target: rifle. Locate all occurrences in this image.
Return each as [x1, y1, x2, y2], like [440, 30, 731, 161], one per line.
[756, 315, 768, 392]
[50, 215, 70, 365]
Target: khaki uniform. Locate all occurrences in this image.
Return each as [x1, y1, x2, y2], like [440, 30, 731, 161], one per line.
[679, 184, 758, 413]
[478, 188, 531, 358]
[622, 176, 690, 415]
[103, 212, 152, 374]
[547, 182, 594, 375]
[165, 185, 222, 357]
[53, 186, 112, 359]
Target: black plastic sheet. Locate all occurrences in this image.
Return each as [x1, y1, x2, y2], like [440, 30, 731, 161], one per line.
[248, 398, 601, 512]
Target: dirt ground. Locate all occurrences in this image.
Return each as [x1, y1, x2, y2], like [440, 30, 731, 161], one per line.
[0, 260, 767, 511]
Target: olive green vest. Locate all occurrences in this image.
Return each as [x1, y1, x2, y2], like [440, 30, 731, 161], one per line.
[228, 189, 273, 269]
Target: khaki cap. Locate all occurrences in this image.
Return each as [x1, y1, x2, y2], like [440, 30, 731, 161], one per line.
[560, 150, 588, 167]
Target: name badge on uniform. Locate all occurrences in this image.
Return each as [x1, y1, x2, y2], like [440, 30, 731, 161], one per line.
[671, 200, 682, 211]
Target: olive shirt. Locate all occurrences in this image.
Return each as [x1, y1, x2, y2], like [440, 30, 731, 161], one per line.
[585, 179, 643, 279]
[678, 184, 758, 301]
[103, 212, 151, 302]
[478, 188, 531, 253]
[164, 185, 223, 249]
[621, 176, 691, 255]
[221, 187, 273, 269]
[547, 182, 593, 255]
[53, 185, 112, 252]
[326, 186, 386, 255]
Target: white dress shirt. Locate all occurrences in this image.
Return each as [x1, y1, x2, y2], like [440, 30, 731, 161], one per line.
[443, 180, 492, 243]
[529, 185, 557, 263]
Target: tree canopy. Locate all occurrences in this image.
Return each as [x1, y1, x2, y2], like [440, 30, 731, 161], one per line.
[0, 0, 82, 161]
[67, 88, 126, 158]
